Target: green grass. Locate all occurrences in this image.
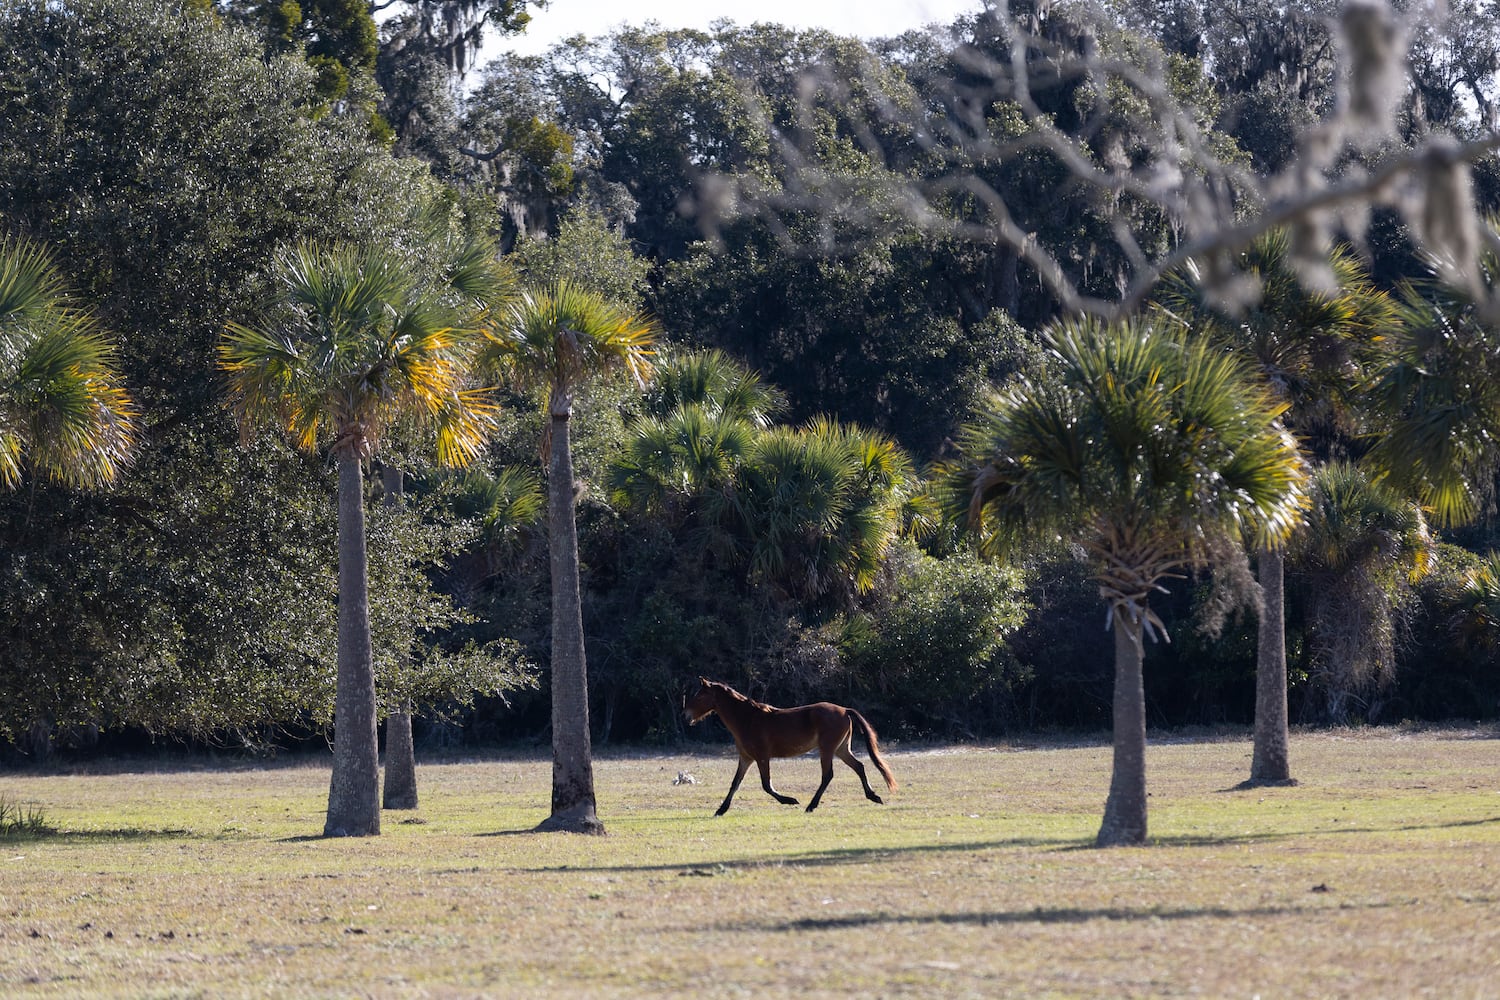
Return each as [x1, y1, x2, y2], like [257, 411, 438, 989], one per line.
[2, 727, 1499, 998]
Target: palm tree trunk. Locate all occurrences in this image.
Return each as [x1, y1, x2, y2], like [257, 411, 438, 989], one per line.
[1097, 611, 1148, 847]
[383, 709, 418, 809]
[536, 409, 605, 835]
[379, 464, 420, 811]
[325, 450, 381, 837]
[1249, 544, 1294, 784]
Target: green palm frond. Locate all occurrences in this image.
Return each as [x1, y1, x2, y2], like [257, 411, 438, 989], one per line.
[454, 466, 545, 546]
[0, 238, 136, 490]
[642, 348, 786, 426]
[1300, 461, 1433, 582]
[1452, 551, 1500, 653]
[221, 242, 491, 465]
[1365, 270, 1500, 528]
[724, 419, 920, 602]
[442, 234, 515, 313]
[482, 281, 656, 405]
[0, 236, 68, 331]
[1155, 228, 1395, 445]
[609, 404, 755, 514]
[942, 315, 1307, 622]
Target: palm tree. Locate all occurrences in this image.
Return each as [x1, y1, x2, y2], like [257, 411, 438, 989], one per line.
[609, 350, 786, 566]
[1156, 230, 1394, 784]
[0, 237, 135, 490]
[1450, 551, 1500, 656]
[940, 316, 1306, 847]
[609, 403, 757, 527]
[1366, 246, 1500, 529]
[730, 420, 923, 608]
[377, 462, 421, 811]
[479, 281, 655, 835]
[220, 243, 496, 837]
[380, 231, 515, 813]
[639, 348, 786, 427]
[1296, 462, 1433, 723]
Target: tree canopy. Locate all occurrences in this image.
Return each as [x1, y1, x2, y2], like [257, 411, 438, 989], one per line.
[3, 0, 1500, 762]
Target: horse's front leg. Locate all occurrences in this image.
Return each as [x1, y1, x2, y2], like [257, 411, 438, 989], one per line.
[716, 755, 752, 816]
[805, 750, 835, 812]
[756, 757, 799, 806]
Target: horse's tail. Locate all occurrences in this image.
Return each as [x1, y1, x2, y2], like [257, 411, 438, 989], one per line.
[848, 709, 897, 792]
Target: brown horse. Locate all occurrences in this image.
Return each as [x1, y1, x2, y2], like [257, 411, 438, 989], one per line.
[683, 678, 897, 815]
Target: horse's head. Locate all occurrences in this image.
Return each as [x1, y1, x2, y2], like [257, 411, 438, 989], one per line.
[683, 677, 718, 726]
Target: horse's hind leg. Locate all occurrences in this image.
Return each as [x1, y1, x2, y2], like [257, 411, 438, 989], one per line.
[756, 757, 799, 806]
[806, 750, 836, 812]
[837, 739, 883, 804]
[716, 756, 752, 816]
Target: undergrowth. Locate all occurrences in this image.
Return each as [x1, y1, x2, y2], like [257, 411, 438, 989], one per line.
[0, 794, 53, 839]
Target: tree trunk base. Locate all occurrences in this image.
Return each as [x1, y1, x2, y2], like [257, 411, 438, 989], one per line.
[1234, 777, 1300, 790]
[535, 806, 606, 836]
[322, 821, 380, 838]
[1095, 817, 1147, 848]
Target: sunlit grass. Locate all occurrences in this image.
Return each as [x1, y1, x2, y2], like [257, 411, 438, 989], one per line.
[2, 727, 1499, 997]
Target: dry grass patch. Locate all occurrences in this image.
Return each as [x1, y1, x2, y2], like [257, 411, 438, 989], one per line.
[2, 728, 1499, 998]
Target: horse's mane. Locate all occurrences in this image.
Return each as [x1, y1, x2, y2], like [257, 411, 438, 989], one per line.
[707, 680, 775, 713]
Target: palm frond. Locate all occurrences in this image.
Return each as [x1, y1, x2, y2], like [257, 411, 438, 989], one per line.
[0, 239, 136, 489]
[221, 242, 494, 466]
[479, 279, 656, 420]
[943, 314, 1307, 619]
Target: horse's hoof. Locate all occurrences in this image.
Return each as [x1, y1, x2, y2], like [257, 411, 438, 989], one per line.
[869, 794, 884, 804]
[714, 806, 730, 816]
[804, 803, 818, 813]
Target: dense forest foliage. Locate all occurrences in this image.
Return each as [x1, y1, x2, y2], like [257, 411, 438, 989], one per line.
[3, 0, 1499, 763]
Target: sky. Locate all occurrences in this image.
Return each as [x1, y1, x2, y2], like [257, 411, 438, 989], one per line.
[491, 0, 989, 57]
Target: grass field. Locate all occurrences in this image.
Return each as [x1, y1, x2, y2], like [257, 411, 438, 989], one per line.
[2, 727, 1499, 998]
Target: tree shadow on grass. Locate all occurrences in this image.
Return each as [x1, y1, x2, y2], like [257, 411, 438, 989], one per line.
[493, 835, 1083, 875]
[1145, 813, 1500, 849]
[11, 826, 196, 843]
[490, 811, 1500, 873]
[715, 897, 1402, 935]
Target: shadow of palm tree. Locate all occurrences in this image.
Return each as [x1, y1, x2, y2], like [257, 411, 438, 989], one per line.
[498, 835, 1084, 874]
[717, 897, 1401, 934]
[33, 826, 195, 843]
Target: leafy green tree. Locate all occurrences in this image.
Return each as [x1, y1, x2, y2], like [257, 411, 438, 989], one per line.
[366, 466, 538, 808]
[225, 0, 378, 102]
[479, 281, 655, 834]
[453, 56, 585, 244]
[841, 542, 1030, 735]
[0, 0, 439, 749]
[508, 207, 652, 309]
[0, 237, 135, 491]
[376, 1, 541, 174]
[221, 243, 497, 837]
[940, 316, 1306, 846]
